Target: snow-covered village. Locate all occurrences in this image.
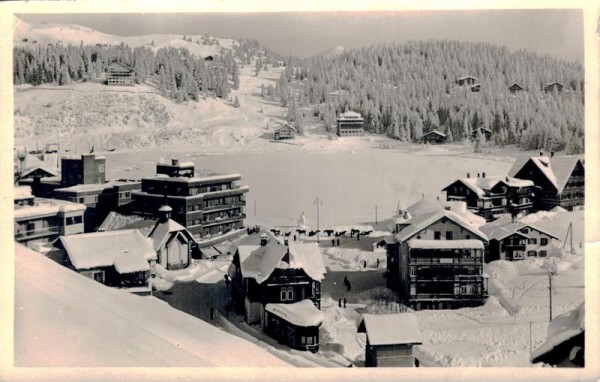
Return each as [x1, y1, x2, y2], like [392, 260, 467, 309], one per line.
[3, 7, 598, 381]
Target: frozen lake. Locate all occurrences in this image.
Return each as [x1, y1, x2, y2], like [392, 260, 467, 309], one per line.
[107, 148, 515, 228]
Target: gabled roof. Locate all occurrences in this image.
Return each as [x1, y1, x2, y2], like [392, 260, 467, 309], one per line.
[407, 239, 484, 250]
[106, 62, 134, 71]
[471, 126, 492, 134]
[274, 124, 297, 133]
[147, 219, 195, 252]
[508, 155, 583, 193]
[265, 300, 324, 327]
[59, 230, 156, 273]
[457, 75, 478, 81]
[444, 176, 534, 197]
[480, 219, 560, 242]
[99, 211, 151, 232]
[396, 200, 487, 243]
[509, 83, 524, 90]
[21, 165, 58, 178]
[423, 130, 446, 138]
[357, 313, 422, 346]
[236, 234, 326, 284]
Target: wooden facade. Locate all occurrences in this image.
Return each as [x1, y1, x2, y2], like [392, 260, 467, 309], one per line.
[229, 234, 326, 351]
[106, 62, 135, 86]
[481, 221, 560, 262]
[508, 155, 584, 211]
[386, 201, 488, 311]
[422, 130, 446, 145]
[443, 175, 534, 221]
[274, 124, 297, 140]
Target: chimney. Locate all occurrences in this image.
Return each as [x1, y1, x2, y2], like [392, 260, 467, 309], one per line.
[482, 172, 486, 178]
[172, 159, 179, 166]
[260, 233, 268, 246]
[444, 205, 451, 210]
[539, 151, 543, 157]
[284, 238, 289, 246]
[467, 172, 470, 178]
[506, 176, 509, 182]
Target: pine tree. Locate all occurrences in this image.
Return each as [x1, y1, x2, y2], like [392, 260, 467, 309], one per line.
[232, 64, 240, 90]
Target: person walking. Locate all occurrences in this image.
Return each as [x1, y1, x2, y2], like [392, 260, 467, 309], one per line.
[343, 297, 347, 308]
[332, 239, 335, 246]
[336, 238, 340, 246]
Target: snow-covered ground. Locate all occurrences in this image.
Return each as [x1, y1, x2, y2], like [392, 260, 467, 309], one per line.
[14, 243, 289, 367]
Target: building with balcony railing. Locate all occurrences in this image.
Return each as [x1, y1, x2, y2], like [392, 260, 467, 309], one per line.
[14, 186, 86, 248]
[337, 111, 365, 137]
[508, 154, 584, 211]
[480, 217, 561, 262]
[229, 233, 326, 352]
[385, 199, 488, 310]
[131, 159, 249, 243]
[443, 173, 534, 221]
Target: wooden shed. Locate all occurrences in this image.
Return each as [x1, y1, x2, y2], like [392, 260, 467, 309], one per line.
[421, 130, 446, 145]
[274, 123, 297, 140]
[358, 313, 422, 367]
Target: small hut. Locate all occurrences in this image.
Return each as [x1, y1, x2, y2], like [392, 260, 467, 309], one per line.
[421, 130, 446, 145]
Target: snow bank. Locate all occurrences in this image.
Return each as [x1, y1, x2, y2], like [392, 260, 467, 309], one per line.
[322, 247, 386, 271]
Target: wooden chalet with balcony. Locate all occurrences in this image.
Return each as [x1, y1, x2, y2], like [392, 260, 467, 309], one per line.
[442, 173, 535, 221]
[386, 199, 488, 310]
[358, 313, 423, 367]
[274, 123, 297, 140]
[480, 218, 560, 262]
[508, 154, 584, 211]
[337, 111, 365, 137]
[229, 233, 326, 352]
[421, 130, 446, 145]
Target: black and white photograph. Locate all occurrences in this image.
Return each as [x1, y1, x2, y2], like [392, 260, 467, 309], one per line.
[1, 1, 598, 381]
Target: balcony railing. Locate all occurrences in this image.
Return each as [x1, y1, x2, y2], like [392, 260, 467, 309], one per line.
[15, 226, 60, 240]
[201, 201, 246, 213]
[202, 214, 246, 227]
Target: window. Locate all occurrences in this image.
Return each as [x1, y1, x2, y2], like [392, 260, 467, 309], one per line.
[460, 285, 473, 295]
[513, 251, 524, 260]
[527, 250, 537, 257]
[280, 287, 294, 301]
[434, 231, 442, 240]
[539, 250, 547, 257]
[66, 216, 83, 225]
[540, 238, 549, 246]
[98, 164, 105, 173]
[410, 266, 417, 277]
[521, 228, 529, 234]
[466, 189, 470, 196]
[446, 231, 454, 240]
[529, 238, 537, 245]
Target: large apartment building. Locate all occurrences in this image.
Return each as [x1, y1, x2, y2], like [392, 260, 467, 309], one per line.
[131, 159, 249, 241]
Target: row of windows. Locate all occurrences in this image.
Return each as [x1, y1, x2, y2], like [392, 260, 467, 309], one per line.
[202, 222, 238, 236]
[280, 286, 294, 301]
[65, 216, 83, 225]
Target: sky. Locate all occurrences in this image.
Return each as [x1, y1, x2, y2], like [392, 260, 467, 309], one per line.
[18, 10, 584, 63]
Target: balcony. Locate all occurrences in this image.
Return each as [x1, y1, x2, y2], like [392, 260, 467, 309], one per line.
[15, 226, 60, 241]
[202, 214, 246, 227]
[201, 201, 246, 213]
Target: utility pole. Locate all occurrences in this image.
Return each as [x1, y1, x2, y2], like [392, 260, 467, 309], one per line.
[254, 199, 256, 217]
[314, 197, 322, 243]
[548, 267, 556, 322]
[529, 321, 533, 361]
[375, 204, 378, 225]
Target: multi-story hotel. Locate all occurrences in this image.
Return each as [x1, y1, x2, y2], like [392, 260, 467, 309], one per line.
[131, 159, 249, 241]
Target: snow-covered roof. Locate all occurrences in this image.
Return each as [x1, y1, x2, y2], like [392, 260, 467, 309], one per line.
[21, 165, 58, 178]
[274, 124, 297, 132]
[508, 155, 583, 193]
[423, 130, 446, 137]
[55, 180, 135, 193]
[339, 111, 363, 119]
[60, 229, 156, 273]
[236, 234, 326, 284]
[407, 239, 484, 250]
[357, 313, 422, 346]
[531, 303, 584, 364]
[14, 186, 33, 199]
[98, 211, 150, 232]
[142, 173, 243, 184]
[14, 243, 289, 367]
[480, 219, 560, 242]
[265, 300, 324, 327]
[395, 200, 487, 243]
[14, 199, 86, 220]
[147, 218, 195, 252]
[447, 176, 534, 197]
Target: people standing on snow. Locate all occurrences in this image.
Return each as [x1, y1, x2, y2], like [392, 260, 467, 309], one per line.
[343, 297, 347, 308]
[337, 238, 340, 246]
[332, 239, 335, 246]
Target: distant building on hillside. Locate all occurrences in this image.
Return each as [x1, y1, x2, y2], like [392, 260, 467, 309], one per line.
[385, 199, 488, 310]
[229, 233, 326, 352]
[442, 173, 535, 221]
[337, 111, 365, 137]
[421, 130, 446, 145]
[456, 76, 478, 86]
[471, 127, 493, 141]
[508, 154, 584, 211]
[544, 82, 564, 93]
[358, 313, 423, 367]
[14, 186, 86, 248]
[509, 83, 524, 94]
[106, 62, 135, 86]
[274, 123, 297, 140]
[131, 159, 249, 243]
[470, 84, 481, 92]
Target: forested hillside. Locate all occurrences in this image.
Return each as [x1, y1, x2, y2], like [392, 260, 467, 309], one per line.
[13, 37, 282, 102]
[274, 41, 584, 153]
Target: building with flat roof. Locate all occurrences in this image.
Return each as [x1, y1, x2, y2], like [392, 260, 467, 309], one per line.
[14, 186, 86, 248]
[106, 62, 135, 86]
[132, 159, 249, 241]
